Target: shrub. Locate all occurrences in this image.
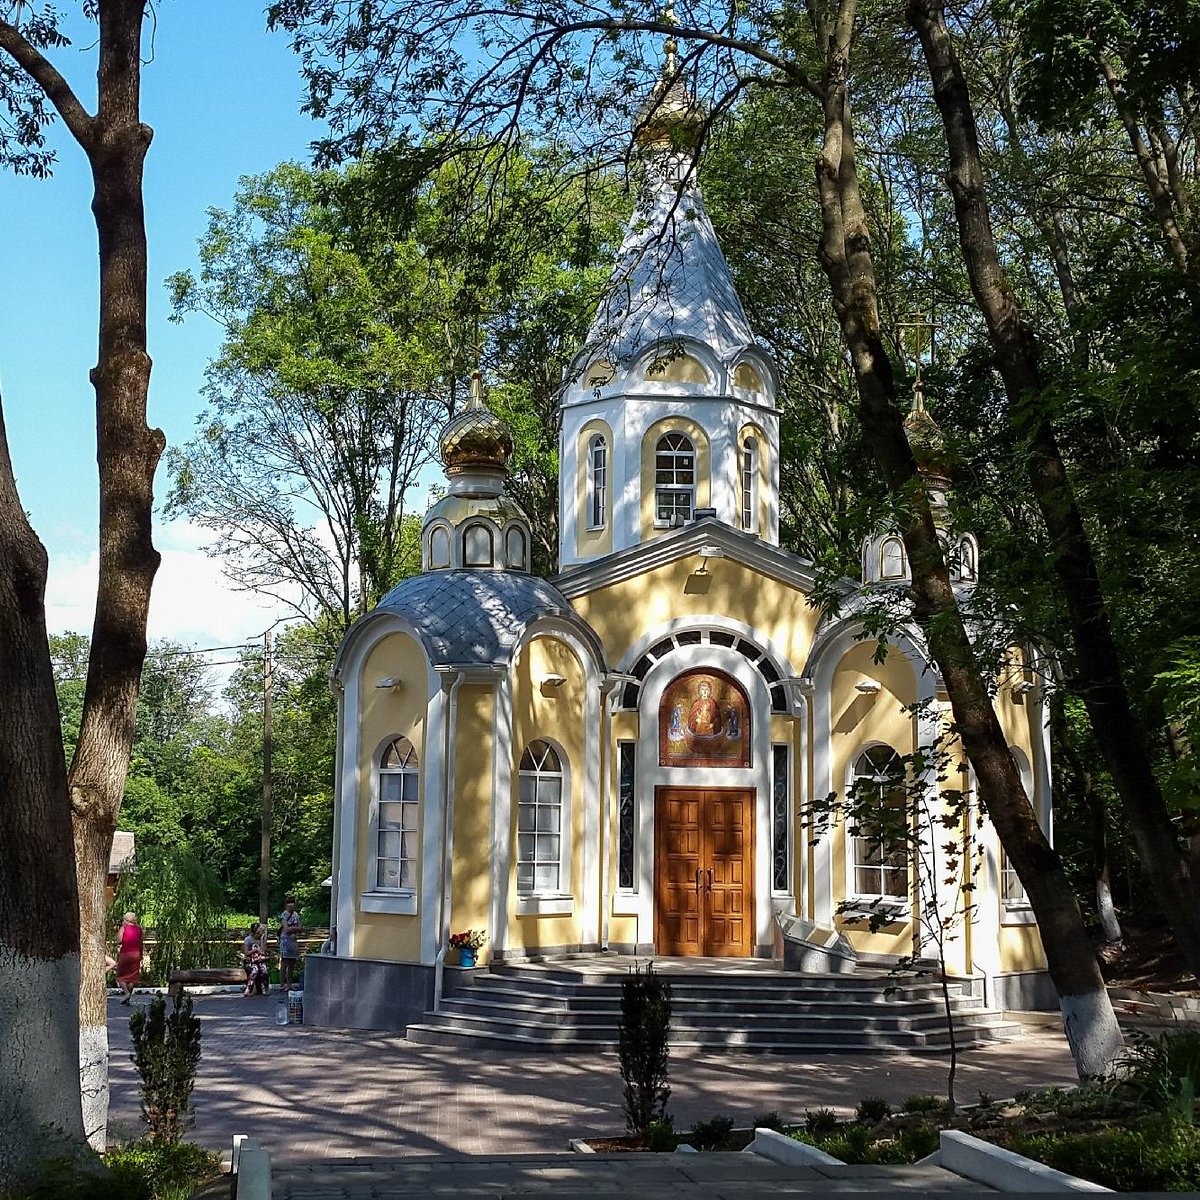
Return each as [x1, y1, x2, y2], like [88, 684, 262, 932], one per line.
[898, 1122, 940, 1160]
[753, 1110, 787, 1132]
[129, 993, 202, 1143]
[1010, 1117, 1200, 1192]
[689, 1114, 735, 1150]
[645, 1117, 677, 1153]
[856, 1095, 892, 1122]
[618, 962, 672, 1140]
[104, 1140, 221, 1200]
[805, 1107, 839, 1135]
[1117, 1029, 1200, 1120]
[901, 1093, 945, 1114]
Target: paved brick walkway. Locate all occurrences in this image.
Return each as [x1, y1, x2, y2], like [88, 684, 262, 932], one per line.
[107, 992, 1078, 1163]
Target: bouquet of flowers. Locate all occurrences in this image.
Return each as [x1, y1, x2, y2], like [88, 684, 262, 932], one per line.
[449, 928, 487, 951]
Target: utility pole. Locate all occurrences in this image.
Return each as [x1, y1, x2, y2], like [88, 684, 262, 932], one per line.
[258, 627, 274, 926]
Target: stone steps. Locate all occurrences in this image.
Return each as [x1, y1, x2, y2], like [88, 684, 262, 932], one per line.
[404, 959, 1022, 1054]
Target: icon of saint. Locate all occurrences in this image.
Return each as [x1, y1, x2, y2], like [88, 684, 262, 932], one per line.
[687, 680, 721, 737]
[724, 705, 740, 739]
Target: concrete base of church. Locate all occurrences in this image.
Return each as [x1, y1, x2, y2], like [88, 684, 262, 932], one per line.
[491, 942, 602, 962]
[303, 953, 437, 1032]
[991, 969, 1057, 1012]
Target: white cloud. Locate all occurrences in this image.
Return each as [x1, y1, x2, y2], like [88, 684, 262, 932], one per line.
[45, 520, 292, 649]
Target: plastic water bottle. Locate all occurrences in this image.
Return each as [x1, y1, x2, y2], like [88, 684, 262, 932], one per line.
[275, 1000, 288, 1025]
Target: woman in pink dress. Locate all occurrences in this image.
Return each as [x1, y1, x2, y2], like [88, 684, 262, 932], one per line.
[114, 911, 143, 1004]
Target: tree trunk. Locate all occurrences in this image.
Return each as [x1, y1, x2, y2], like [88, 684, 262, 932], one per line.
[68, 0, 163, 1151]
[0, 397, 90, 1184]
[811, 0, 1121, 1077]
[907, 0, 1200, 989]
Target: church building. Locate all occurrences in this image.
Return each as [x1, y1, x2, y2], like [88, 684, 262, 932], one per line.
[305, 67, 1053, 1033]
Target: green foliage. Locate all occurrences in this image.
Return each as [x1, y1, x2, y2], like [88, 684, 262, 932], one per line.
[804, 1107, 840, 1135]
[644, 1117, 676, 1153]
[856, 1095, 892, 1122]
[112, 846, 233, 981]
[1117, 1030, 1200, 1120]
[901, 1094, 947, 1115]
[753, 1111, 787, 1132]
[1009, 1117, 1200, 1192]
[897, 1123, 940, 1161]
[103, 1140, 220, 1200]
[618, 962, 672, 1140]
[128, 994, 202, 1144]
[688, 1114, 735, 1151]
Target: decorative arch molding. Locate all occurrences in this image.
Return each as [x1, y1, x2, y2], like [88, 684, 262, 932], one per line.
[613, 614, 801, 715]
[804, 619, 938, 927]
[629, 337, 722, 390]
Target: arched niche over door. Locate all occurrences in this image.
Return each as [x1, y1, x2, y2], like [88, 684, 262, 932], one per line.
[659, 668, 751, 768]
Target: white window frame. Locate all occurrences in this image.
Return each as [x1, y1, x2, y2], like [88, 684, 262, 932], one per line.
[587, 434, 608, 530]
[516, 739, 572, 909]
[741, 437, 759, 534]
[1001, 748, 1040, 912]
[654, 432, 696, 527]
[362, 735, 420, 915]
[880, 537, 907, 580]
[844, 744, 910, 913]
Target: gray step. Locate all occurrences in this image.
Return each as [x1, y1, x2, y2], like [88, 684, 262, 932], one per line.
[437, 997, 1000, 1032]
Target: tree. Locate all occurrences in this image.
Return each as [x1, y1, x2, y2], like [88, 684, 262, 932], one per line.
[268, 0, 1129, 1077]
[0, 0, 164, 1167]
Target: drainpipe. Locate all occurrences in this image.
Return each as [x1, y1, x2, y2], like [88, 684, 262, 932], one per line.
[433, 668, 466, 1012]
[326, 669, 346, 957]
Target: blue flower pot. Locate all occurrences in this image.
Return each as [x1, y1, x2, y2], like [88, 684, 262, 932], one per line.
[459, 948, 477, 968]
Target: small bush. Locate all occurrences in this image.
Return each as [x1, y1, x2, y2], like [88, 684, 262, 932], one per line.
[901, 1093, 945, 1114]
[689, 1114, 735, 1151]
[618, 963, 672, 1140]
[129, 993, 202, 1143]
[975, 1091, 995, 1110]
[753, 1110, 787, 1132]
[1010, 1117, 1200, 1192]
[645, 1117, 676, 1152]
[856, 1095, 891, 1122]
[805, 1107, 839, 1135]
[1117, 1029, 1200, 1120]
[898, 1122, 940, 1160]
[105, 1140, 221, 1200]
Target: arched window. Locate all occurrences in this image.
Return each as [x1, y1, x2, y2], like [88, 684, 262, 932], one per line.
[376, 737, 419, 890]
[880, 537, 907, 580]
[505, 526, 528, 571]
[463, 522, 494, 567]
[957, 537, 977, 582]
[429, 525, 451, 569]
[588, 434, 607, 529]
[655, 433, 695, 526]
[1002, 750, 1036, 905]
[733, 362, 764, 392]
[741, 437, 759, 534]
[517, 740, 564, 894]
[849, 746, 909, 898]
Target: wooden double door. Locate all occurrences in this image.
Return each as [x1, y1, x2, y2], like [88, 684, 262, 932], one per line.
[654, 787, 754, 957]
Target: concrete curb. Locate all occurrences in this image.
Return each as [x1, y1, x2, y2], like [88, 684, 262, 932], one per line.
[745, 1126, 844, 1167]
[568, 1138, 596, 1154]
[938, 1129, 1112, 1193]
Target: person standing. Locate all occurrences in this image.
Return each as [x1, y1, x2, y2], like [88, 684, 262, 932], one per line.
[277, 896, 302, 993]
[114, 911, 143, 1005]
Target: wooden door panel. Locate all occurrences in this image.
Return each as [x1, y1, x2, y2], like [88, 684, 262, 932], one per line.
[655, 787, 754, 958]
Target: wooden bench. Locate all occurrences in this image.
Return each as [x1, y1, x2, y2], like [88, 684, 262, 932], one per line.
[167, 967, 247, 998]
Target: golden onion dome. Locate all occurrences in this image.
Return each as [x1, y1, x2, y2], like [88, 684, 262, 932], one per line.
[439, 370, 514, 473]
[904, 382, 950, 476]
[634, 28, 705, 152]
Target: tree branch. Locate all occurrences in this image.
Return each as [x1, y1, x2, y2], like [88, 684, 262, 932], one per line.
[0, 18, 95, 149]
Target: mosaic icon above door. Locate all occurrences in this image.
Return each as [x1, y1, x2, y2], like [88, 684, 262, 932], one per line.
[659, 669, 751, 768]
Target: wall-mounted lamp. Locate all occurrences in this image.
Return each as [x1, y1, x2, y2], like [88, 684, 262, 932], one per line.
[854, 679, 882, 695]
[375, 677, 402, 690]
[786, 675, 816, 697]
[698, 545, 725, 559]
[540, 674, 567, 696]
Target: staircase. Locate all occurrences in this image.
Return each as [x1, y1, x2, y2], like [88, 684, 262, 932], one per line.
[403, 957, 1023, 1054]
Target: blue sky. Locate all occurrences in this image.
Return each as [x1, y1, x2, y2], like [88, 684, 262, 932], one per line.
[0, 3, 324, 648]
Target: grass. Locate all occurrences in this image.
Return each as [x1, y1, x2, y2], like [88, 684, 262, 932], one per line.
[0, 1140, 221, 1200]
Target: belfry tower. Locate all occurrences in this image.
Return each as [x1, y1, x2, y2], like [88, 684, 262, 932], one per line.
[556, 45, 780, 570]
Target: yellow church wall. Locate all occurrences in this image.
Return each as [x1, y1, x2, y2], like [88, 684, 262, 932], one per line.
[352, 633, 430, 963]
[1000, 923, 1046, 972]
[449, 684, 496, 953]
[639, 417, 711, 542]
[509, 636, 588, 950]
[828, 642, 919, 953]
[572, 554, 819, 674]
[575, 418, 614, 560]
